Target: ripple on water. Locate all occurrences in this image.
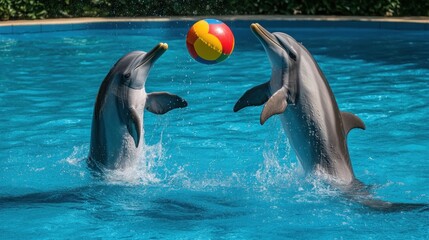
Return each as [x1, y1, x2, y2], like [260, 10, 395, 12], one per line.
[0, 26, 428, 239]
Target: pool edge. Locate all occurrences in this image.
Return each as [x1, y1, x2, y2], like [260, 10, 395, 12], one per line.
[1, 15, 428, 34]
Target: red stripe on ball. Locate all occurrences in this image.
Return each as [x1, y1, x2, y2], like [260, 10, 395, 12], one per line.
[186, 26, 199, 45]
[186, 42, 198, 59]
[208, 23, 234, 55]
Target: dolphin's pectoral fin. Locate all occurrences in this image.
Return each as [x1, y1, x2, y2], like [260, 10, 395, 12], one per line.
[146, 92, 188, 115]
[127, 107, 142, 147]
[233, 81, 270, 112]
[260, 88, 288, 125]
[341, 112, 366, 136]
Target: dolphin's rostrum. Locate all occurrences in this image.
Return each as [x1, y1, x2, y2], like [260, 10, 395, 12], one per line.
[234, 23, 427, 212]
[89, 43, 187, 170]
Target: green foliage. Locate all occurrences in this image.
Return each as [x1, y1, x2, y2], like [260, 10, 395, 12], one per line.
[0, 0, 427, 20]
[0, 0, 14, 20]
[399, 0, 429, 16]
[0, 0, 47, 20]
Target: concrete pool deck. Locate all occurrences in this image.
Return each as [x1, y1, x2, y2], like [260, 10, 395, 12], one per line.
[1, 15, 428, 33]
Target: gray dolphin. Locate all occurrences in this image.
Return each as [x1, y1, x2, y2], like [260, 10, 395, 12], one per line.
[89, 43, 187, 170]
[234, 23, 427, 212]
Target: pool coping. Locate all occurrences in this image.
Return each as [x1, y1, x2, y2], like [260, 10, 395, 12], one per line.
[1, 15, 428, 34]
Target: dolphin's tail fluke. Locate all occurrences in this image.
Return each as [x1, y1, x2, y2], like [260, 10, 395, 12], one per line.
[343, 180, 428, 212]
[358, 198, 429, 212]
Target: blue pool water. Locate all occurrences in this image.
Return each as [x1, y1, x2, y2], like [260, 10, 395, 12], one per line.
[1, 21, 428, 239]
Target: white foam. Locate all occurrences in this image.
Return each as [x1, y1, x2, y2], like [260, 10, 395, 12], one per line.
[62, 145, 86, 166]
[255, 118, 300, 188]
[103, 141, 165, 185]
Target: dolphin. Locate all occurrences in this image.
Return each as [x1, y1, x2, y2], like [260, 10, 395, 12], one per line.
[88, 43, 187, 170]
[234, 23, 427, 212]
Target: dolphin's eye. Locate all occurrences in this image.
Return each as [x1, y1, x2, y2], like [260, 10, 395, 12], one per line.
[275, 35, 298, 61]
[121, 73, 131, 84]
[288, 51, 297, 61]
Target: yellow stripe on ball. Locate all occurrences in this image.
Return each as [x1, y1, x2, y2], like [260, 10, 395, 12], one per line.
[193, 20, 210, 37]
[194, 36, 222, 61]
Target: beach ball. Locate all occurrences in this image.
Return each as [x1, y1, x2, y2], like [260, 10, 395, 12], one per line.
[186, 19, 235, 64]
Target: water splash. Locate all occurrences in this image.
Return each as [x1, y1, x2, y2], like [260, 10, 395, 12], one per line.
[62, 145, 87, 166]
[103, 141, 165, 185]
[255, 118, 299, 188]
[60, 139, 166, 186]
[252, 117, 344, 204]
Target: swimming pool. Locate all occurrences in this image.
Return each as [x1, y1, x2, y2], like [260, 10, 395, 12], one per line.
[0, 19, 428, 239]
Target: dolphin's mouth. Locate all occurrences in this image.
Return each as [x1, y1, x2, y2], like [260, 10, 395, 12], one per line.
[250, 23, 283, 50]
[134, 42, 168, 70]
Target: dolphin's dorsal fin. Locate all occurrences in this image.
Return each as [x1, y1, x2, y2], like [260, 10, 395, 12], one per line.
[127, 107, 142, 147]
[146, 92, 188, 115]
[341, 112, 366, 136]
[233, 81, 270, 112]
[260, 88, 288, 125]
